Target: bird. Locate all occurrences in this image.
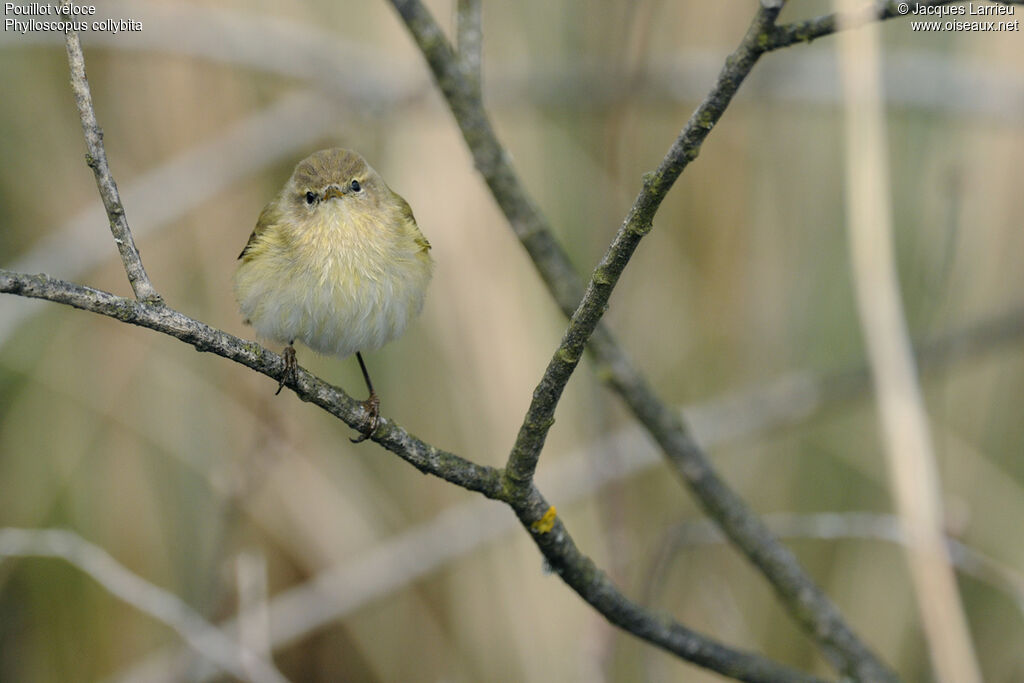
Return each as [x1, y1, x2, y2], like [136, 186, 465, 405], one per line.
[234, 148, 433, 442]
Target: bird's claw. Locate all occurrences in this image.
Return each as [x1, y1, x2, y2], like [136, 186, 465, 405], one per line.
[275, 344, 298, 395]
[350, 393, 380, 443]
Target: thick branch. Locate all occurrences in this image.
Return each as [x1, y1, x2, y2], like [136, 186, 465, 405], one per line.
[455, 0, 482, 98]
[0, 269, 820, 683]
[63, 27, 162, 305]
[388, 1, 895, 680]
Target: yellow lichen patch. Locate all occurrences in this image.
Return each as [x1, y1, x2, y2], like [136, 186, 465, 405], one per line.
[531, 506, 557, 534]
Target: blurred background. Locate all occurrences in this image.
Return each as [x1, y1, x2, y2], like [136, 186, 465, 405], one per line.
[1, 1, 1023, 681]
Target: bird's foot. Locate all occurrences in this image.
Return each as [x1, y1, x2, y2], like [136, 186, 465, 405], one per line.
[275, 344, 297, 395]
[350, 392, 381, 443]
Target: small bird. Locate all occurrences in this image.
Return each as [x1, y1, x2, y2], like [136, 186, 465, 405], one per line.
[234, 148, 433, 442]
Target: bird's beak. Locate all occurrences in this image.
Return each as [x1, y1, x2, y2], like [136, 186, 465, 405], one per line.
[323, 185, 344, 201]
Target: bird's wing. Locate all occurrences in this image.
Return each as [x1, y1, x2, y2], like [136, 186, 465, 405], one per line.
[238, 199, 284, 261]
[391, 189, 431, 253]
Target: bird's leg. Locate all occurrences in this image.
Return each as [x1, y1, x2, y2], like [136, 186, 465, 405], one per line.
[275, 342, 297, 395]
[350, 351, 380, 443]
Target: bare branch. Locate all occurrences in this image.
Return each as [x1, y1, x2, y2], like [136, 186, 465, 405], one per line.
[115, 302, 1024, 681]
[0, 528, 287, 683]
[62, 27, 162, 305]
[387, 1, 896, 680]
[0, 268, 820, 683]
[764, 0, 1024, 51]
[20, 16, 833, 676]
[505, 1, 786, 487]
[505, 486, 828, 683]
[388, 0, 584, 310]
[0, 269, 502, 496]
[19, 1, 1010, 679]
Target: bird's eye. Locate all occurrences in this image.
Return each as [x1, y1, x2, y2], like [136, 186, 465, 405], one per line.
[305, 191, 317, 205]
[350, 179, 362, 193]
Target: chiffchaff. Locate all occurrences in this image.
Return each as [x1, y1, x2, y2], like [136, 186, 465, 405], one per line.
[234, 148, 433, 442]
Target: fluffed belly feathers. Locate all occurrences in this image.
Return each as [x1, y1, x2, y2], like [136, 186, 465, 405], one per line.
[234, 221, 432, 359]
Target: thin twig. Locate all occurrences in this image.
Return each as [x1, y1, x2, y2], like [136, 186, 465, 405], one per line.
[387, 1, 896, 680]
[1, 91, 337, 350]
[0, 269, 823, 683]
[504, 2, 785, 487]
[63, 26, 162, 305]
[388, 0, 585, 310]
[764, 0, 1024, 51]
[0, 528, 288, 683]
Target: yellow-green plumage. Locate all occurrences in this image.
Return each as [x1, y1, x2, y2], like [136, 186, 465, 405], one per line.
[234, 148, 432, 361]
